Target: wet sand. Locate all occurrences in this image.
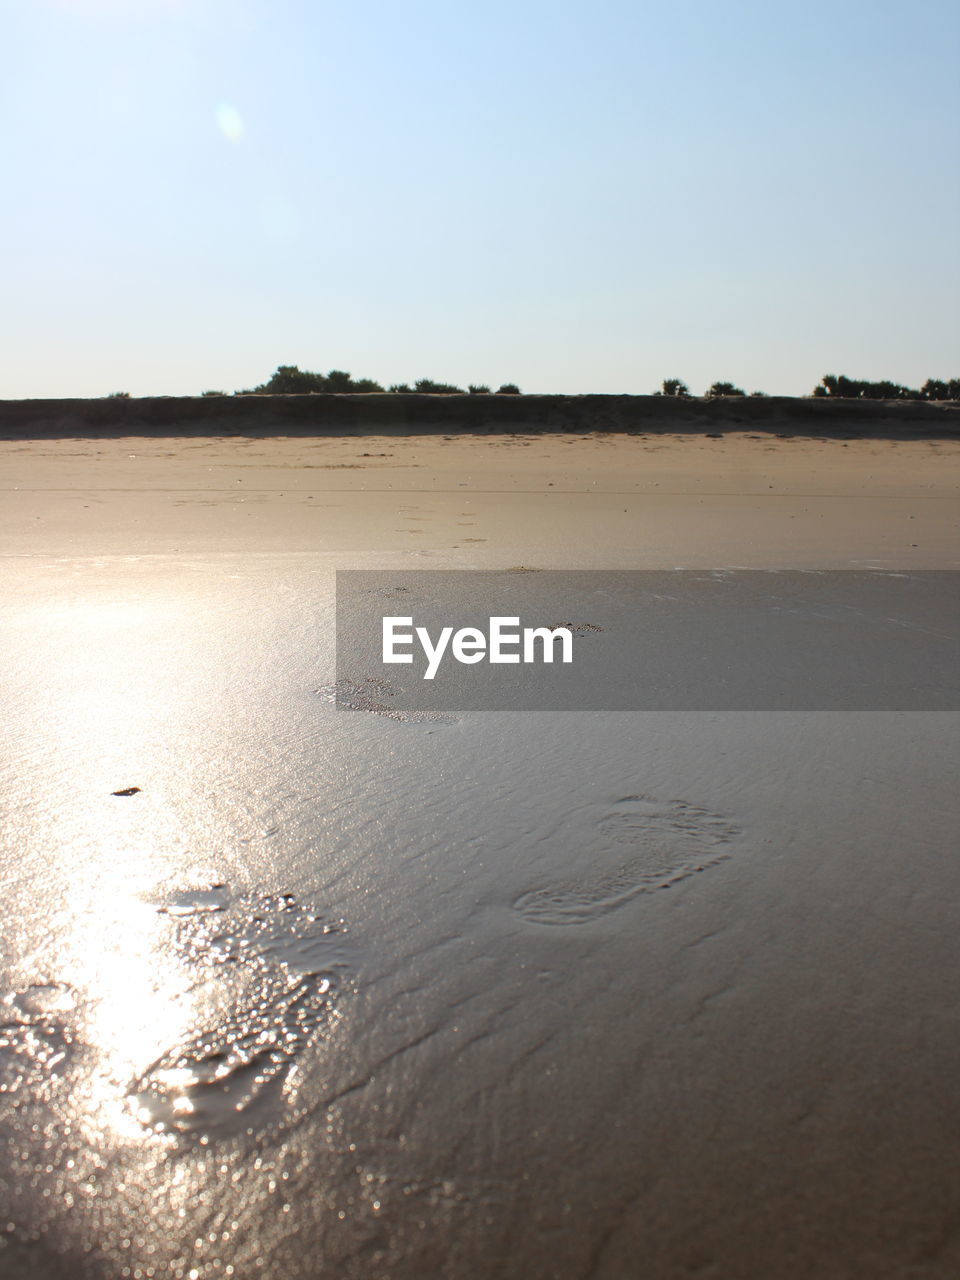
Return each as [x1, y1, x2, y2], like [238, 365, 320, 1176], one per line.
[1, 431, 959, 1278]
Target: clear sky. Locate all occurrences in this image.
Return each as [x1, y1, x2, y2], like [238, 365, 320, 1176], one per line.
[3, 0, 958, 398]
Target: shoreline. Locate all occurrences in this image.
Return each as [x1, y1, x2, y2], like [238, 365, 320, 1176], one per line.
[2, 392, 959, 440]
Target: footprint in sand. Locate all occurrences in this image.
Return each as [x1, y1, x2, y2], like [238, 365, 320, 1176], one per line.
[129, 971, 334, 1137]
[315, 678, 456, 724]
[513, 795, 737, 926]
[131, 892, 350, 1139]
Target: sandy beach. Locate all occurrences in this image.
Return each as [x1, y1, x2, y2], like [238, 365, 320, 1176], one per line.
[2, 426, 959, 1278]
[2, 428, 958, 565]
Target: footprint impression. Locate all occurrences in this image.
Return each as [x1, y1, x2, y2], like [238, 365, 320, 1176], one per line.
[513, 795, 737, 926]
[315, 677, 455, 724]
[131, 889, 351, 1139]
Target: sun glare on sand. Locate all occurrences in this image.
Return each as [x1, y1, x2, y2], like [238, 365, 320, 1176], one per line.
[74, 898, 194, 1140]
[21, 593, 214, 1139]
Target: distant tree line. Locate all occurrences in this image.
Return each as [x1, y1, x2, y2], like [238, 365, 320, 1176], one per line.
[811, 374, 960, 401]
[121, 366, 959, 401]
[221, 366, 522, 397]
[658, 375, 960, 400]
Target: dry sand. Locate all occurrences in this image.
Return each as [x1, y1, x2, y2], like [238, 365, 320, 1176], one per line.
[2, 430, 958, 565]
[1, 430, 958, 1279]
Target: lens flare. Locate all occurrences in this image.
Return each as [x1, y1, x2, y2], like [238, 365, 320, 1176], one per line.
[216, 103, 244, 143]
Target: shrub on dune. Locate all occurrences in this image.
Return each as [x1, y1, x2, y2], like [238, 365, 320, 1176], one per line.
[660, 379, 690, 398]
[414, 379, 463, 394]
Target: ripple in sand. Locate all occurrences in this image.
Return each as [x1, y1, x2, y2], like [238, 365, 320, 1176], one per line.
[513, 795, 737, 926]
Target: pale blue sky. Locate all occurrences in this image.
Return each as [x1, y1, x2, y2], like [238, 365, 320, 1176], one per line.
[3, 0, 958, 397]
